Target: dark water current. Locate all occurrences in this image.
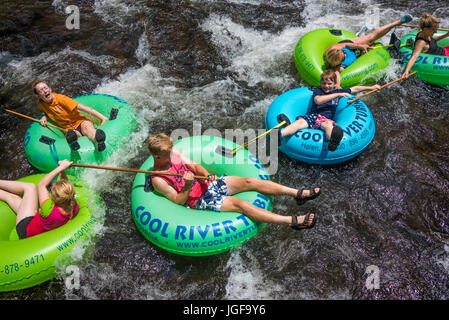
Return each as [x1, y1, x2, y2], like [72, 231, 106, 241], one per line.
[1, 0, 448, 300]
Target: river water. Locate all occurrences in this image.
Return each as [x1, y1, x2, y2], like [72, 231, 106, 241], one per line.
[0, 0, 448, 300]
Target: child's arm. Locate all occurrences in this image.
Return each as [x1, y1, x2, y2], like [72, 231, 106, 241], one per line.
[175, 148, 217, 181]
[334, 69, 343, 88]
[39, 114, 48, 126]
[434, 31, 449, 42]
[314, 92, 351, 105]
[59, 169, 69, 181]
[350, 84, 381, 93]
[152, 172, 195, 206]
[37, 160, 73, 207]
[329, 42, 372, 54]
[38, 104, 49, 126]
[76, 103, 108, 125]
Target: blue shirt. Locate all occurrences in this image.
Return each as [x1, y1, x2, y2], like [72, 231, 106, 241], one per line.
[341, 48, 357, 68]
[311, 88, 352, 119]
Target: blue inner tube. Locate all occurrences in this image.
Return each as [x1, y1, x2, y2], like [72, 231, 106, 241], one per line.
[265, 87, 376, 164]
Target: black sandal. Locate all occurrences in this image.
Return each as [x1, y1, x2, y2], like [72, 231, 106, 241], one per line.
[328, 125, 343, 151]
[65, 129, 80, 151]
[291, 213, 316, 230]
[295, 187, 321, 205]
[95, 129, 106, 152]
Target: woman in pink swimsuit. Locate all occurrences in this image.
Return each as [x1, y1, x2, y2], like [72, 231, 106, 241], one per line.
[0, 159, 78, 239]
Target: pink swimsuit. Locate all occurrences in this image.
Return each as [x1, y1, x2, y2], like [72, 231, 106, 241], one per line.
[26, 199, 79, 237]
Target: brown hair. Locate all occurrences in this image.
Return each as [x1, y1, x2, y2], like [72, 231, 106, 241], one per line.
[419, 14, 440, 30]
[50, 180, 76, 218]
[324, 48, 345, 69]
[320, 69, 338, 84]
[32, 80, 51, 95]
[147, 133, 174, 156]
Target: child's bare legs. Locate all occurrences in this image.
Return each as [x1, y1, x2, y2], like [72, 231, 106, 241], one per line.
[321, 120, 343, 151]
[79, 120, 96, 141]
[224, 176, 298, 197]
[320, 120, 335, 140]
[223, 176, 320, 201]
[280, 118, 339, 149]
[0, 180, 38, 224]
[78, 120, 106, 151]
[281, 118, 308, 137]
[221, 196, 315, 227]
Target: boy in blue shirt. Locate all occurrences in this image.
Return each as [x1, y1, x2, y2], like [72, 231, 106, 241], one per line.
[281, 70, 380, 151]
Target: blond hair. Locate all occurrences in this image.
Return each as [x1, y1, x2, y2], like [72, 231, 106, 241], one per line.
[50, 180, 76, 217]
[419, 14, 440, 30]
[147, 133, 173, 156]
[320, 69, 338, 84]
[32, 80, 51, 95]
[324, 48, 345, 69]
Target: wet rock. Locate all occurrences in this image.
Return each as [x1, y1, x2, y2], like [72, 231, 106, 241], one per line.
[0, 0, 140, 62]
[143, 0, 227, 87]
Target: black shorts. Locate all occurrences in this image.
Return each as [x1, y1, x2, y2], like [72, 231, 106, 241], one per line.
[16, 216, 33, 239]
[74, 123, 83, 135]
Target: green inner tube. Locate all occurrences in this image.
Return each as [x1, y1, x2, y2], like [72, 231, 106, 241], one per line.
[400, 30, 449, 87]
[0, 174, 99, 292]
[24, 94, 138, 174]
[294, 28, 390, 88]
[131, 135, 274, 256]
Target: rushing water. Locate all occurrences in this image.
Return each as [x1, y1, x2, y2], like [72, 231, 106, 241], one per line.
[1, 0, 448, 300]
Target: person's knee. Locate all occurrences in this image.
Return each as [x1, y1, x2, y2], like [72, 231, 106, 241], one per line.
[23, 182, 37, 194]
[80, 120, 94, 132]
[282, 119, 307, 136]
[80, 120, 97, 139]
[243, 177, 257, 188]
[321, 120, 333, 129]
[296, 118, 307, 127]
[235, 177, 261, 192]
[225, 196, 246, 212]
[228, 176, 255, 192]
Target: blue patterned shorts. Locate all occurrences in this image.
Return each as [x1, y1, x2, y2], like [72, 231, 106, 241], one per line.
[297, 113, 335, 129]
[195, 175, 230, 212]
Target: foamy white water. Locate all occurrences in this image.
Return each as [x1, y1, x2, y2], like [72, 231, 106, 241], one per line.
[224, 248, 284, 299]
[74, 0, 427, 300]
[1, 0, 444, 300]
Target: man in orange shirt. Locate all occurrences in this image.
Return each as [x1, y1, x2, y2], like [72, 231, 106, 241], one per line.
[32, 80, 108, 151]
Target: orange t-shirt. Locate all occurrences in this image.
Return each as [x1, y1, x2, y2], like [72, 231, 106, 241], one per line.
[38, 93, 88, 130]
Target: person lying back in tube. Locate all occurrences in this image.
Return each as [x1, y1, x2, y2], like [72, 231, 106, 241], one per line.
[0, 160, 78, 239]
[32, 80, 108, 152]
[280, 70, 381, 151]
[324, 15, 412, 87]
[147, 133, 321, 231]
